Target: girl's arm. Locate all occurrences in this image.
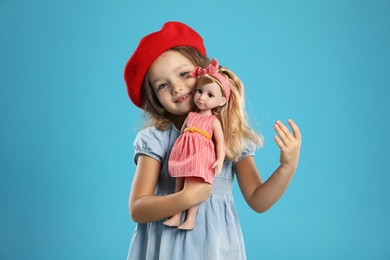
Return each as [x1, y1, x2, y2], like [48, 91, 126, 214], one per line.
[235, 119, 301, 212]
[129, 155, 211, 223]
[212, 119, 225, 175]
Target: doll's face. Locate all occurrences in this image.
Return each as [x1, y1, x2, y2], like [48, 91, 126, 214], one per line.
[194, 82, 227, 111]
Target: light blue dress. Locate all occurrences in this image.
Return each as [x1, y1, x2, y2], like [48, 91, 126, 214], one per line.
[127, 125, 256, 260]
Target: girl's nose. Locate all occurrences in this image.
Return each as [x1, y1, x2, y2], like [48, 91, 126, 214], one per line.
[171, 82, 183, 94]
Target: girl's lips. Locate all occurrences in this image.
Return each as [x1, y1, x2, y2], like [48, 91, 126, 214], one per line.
[175, 92, 192, 103]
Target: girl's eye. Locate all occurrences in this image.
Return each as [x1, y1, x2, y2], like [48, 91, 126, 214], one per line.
[157, 82, 168, 90]
[179, 71, 189, 78]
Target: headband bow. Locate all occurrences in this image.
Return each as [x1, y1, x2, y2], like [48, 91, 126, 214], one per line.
[189, 58, 231, 100]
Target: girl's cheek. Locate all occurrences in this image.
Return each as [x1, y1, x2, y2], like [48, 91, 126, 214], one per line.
[187, 78, 197, 89]
[185, 97, 196, 112]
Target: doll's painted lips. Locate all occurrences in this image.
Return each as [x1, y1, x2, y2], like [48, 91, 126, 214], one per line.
[175, 92, 191, 103]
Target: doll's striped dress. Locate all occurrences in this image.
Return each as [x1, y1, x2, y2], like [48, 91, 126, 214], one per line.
[168, 112, 217, 184]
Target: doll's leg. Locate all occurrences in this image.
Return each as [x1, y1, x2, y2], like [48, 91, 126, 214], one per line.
[163, 177, 184, 227]
[178, 204, 200, 230]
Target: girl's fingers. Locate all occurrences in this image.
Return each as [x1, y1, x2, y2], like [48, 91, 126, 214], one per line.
[288, 119, 301, 142]
[276, 120, 294, 141]
[274, 121, 290, 145]
[274, 135, 286, 150]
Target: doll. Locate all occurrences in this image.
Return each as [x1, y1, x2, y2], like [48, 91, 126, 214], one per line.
[164, 58, 229, 230]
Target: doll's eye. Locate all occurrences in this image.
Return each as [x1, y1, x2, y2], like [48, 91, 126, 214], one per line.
[196, 89, 202, 94]
[208, 93, 214, 98]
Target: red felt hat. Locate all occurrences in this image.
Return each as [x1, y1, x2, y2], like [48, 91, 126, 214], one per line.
[124, 21, 207, 108]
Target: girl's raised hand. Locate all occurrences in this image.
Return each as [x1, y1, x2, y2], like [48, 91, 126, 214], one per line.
[274, 119, 301, 172]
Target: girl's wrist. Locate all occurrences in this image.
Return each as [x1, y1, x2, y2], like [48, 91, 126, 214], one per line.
[181, 180, 211, 206]
[278, 163, 297, 175]
[178, 189, 193, 207]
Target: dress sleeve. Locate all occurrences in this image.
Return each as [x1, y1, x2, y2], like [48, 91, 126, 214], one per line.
[233, 140, 257, 166]
[133, 127, 166, 164]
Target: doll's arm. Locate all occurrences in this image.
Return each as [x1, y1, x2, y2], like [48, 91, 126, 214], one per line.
[211, 119, 225, 175]
[235, 119, 301, 212]
[180, 117, 189, 133]
[129, 155, 211, 223]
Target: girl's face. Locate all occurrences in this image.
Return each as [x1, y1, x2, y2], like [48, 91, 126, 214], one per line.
[194, 82, 227, 111]
[147, 50, 197, 116]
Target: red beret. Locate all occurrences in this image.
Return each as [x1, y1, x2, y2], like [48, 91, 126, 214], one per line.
[124, 21, 206, 108]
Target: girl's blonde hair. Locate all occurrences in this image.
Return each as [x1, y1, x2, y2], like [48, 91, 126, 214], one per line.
[197, 67, 263, 161]
[141, 46, 210, 129]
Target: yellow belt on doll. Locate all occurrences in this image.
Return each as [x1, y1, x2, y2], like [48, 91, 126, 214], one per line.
[184, 127, 211, 140]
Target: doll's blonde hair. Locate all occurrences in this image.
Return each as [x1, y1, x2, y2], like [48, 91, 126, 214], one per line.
[197, 67, 263, 161]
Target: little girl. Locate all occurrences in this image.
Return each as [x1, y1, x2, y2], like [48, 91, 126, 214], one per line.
[164, 58, 229, 230]
[124, 22, 301, 260]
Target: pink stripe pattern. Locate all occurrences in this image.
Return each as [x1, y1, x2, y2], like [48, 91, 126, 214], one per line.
[168, 112, 217, 184]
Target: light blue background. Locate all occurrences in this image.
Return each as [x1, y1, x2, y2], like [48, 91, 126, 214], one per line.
[1, 0, 389, 259]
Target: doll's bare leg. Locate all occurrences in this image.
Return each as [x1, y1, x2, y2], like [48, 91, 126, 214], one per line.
[163, 177, 184, 227]
[178, 204, 200, 230]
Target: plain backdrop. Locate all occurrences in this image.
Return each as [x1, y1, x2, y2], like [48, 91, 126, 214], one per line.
[1, 0, 389, 259]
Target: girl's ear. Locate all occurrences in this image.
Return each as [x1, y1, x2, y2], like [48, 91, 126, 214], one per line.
[219, 97, 227, 107]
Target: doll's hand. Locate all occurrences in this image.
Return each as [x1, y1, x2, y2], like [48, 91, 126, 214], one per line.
[212, 160, 224, 175]
[274, 119, 301, 172]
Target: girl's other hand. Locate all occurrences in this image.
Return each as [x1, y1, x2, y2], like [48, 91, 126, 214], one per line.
[274, 119, 302, 172]
[182, 177, 211, 205]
